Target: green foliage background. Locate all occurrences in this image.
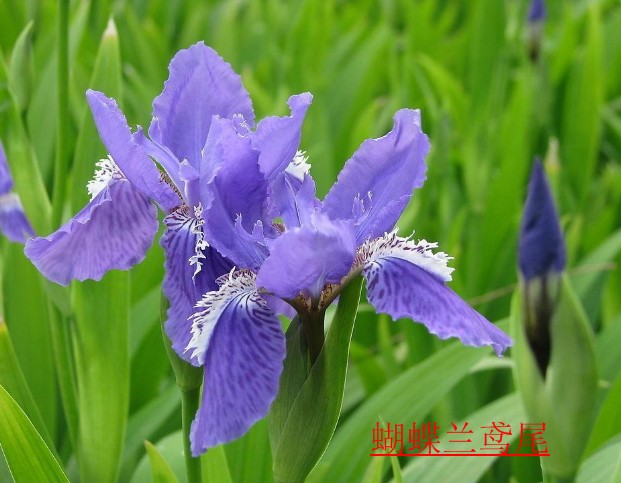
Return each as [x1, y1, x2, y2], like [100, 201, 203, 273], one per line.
[1, 0, 620, 481]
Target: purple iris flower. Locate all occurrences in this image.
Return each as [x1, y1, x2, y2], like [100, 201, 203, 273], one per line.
[24, 42, 511, 455]
[0, 141, 35, 243]
[176, 61, 512, 453]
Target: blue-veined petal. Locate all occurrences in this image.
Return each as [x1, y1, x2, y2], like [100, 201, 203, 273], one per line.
[0, 193, 34, 243]
[257, 213, 356, 300]
[150, 42, 255, 169]
[24, 179, 158, 285]
[359, 231, 512, 356]
[161, 206, 233, 363]
[201, 118, 270, 269]
[322, 109, 429, 243]
[251, 93, 313, 181]
[186, 270, 285, 454]
[86, 90, 180, 211]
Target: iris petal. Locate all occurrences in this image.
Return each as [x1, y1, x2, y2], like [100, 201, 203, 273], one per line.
[363, 257, 511, 356]
[257, 213, 356, 299]
[323, 109, 429, 243]
[161, 207, 233, 364]
[268, 172, 318, 229]
[251, 93, 313, 181]
[201, 118, 270, 269]
[86, 90, 180, 211]
[25, 179, 158, 286]
[150, 42, 255, 169]
[187, 270, 285, 453]
[0, 194, 34, 243]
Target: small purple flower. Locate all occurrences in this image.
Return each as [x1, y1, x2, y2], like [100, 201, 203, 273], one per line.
[519, 158, 565, 281]
[0, 141, 35, 243]
[527, 0, 546, 24]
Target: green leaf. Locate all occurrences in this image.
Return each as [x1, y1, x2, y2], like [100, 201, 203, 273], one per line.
[0, 317, 54, 450]
[2, 244, 56, 442]
[560, 3, 603, 203]
[119, 384, 181, 482]
[0, 55, 51, 236]
[0, 384, 68, 483]
[511, 276, 598, 479]
[576, 438, 621, 483]
[585, 371, 621, 457]
[314, 326, 500, 483]
[271, 276, 363, 482]
[73, 271, 130, 483]
[8, 20, 33, 112]
[131, 432, 186, 483]
[70, 18, 122, 212]
[144, 441, 179, 483]
[201, 445, 233, 483]
[225, 419, 273, 483]
[398, 393, 525, 483]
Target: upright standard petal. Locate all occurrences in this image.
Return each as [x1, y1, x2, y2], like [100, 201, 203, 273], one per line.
[201, 118, 270, 269]
[161, 206, 233, 363]
[251, 93, 313, 181]
[186, 270, 285, 453]
[257, 213, 356, 300]
[359, 231, 512, 356]
[25, 179, 158, 285]
[0, 193, 35, 243]
[323, 109, 430, 243]
[86, 90, 181, 211]
[519, 159, 566, 281]
[268, 169, 318, 229]
[150, 42, 255, 168]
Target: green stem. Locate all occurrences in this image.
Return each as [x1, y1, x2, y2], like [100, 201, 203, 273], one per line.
[181, 387, 202, 483]
[53, 0, 69, 226]
[160, 294, 203, 483]
[299, 308, 325, 366]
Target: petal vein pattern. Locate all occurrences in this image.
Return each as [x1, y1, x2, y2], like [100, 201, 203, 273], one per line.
[187, 269, 261, 364]
[355, 229, 454, 282]
[186, 269, 286, 453]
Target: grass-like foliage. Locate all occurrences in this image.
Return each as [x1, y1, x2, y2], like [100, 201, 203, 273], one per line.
[1, 0, 621, 482]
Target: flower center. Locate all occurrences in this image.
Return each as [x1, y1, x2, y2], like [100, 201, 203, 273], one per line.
[285, 150, 311, 181]
[86, 156, 122, 200]
[189, 203, 210, 278]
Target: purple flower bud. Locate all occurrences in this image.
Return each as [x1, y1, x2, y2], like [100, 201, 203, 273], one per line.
[519, 158, 565, 281]
[519, 158, 565, 375]
[528, 0, 546, 24]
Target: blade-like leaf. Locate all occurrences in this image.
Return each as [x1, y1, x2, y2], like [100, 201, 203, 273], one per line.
[73, 271, 130, 483]
[144, 441, 179, 483]
[398, 393, 525, 483]
[313, 323, 503, 483]
[0, 384, 68, 483]
[271, 276, 363, 482]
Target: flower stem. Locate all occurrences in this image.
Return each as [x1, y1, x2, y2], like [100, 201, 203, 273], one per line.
[181, 387, 202, 483]
[299, 309, 325, 366]
[160, 294, 203, 483]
